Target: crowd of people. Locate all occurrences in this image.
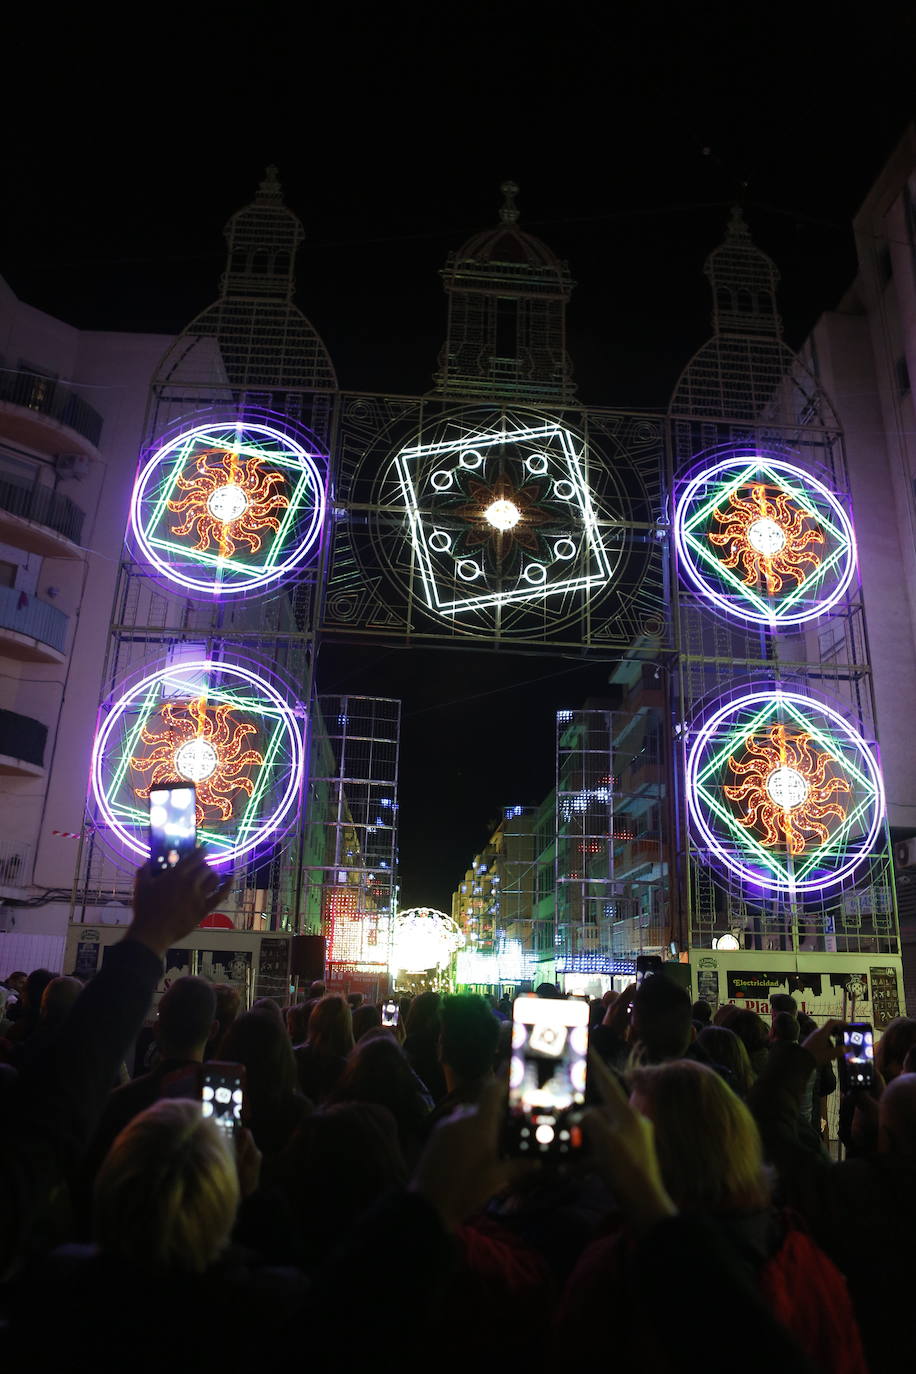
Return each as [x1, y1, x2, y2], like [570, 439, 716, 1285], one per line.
[1, 850, 914, 1371]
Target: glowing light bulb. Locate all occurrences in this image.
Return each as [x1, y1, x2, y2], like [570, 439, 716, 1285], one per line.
[765, 765, 809, 810]
[175, 737, 219, 783]
[484, 499, 521, 532]
[747, 517, 786, 556]
[206, 484, 249, 523]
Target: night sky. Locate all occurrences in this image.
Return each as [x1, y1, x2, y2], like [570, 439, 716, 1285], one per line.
[2, 7, 913, 910]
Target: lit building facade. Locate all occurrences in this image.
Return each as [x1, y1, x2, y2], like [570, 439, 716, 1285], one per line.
[0, 278, 170, 973]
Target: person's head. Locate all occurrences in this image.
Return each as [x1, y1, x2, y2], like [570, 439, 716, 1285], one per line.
[3, 971, 27, 997]
[404, 990, 442, 1039]
[497, 995, 512, 1016]
[879, 1073, 916, 1157]
[219, 1008, 299, 1105]
[876, 1018, 916, 1083]
[307, 994, 355, 1058]
[21, 968, 55, 1017]
[275, 1102, 406, 1259]
[696, 1025, 755, 1098]
[769, 993, 798, 1022]
[330, 1034, 429, 1152]
[692, 999, 712, 1026]
[252, 997, 284, 1027]
[439, 994, 500, 1088]
[630, 1059, 770, 1213]
[308, 980, 326, 998]
[352, 1003, 382, 1042]
[730, 1009, 770, 1056]
[286, 1000, 315, 1045]
[94, 1098, 238, 1273]
[156, 976, 217, 1061]
[347, 993, 364, 1011]
[630, 975, 694, 1063]
[770, 1011, 800, 1044]
[713, 1002, 741, 1028]
[40, 976, 82, 1026]
[535, 982, 562, 999]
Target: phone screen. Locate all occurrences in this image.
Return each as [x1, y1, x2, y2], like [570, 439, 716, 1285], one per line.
[636, 954, 663, 986]
[202, 1063, 245, 1139]
[149, 783, 197, 870]
[843, 1024, 874, 1088]
[381, 1001, 399, 1027]
[506, 997, 589, 1156]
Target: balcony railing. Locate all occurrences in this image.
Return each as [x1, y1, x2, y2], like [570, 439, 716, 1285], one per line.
[0, 473, 85, 545]
[0, 708, 47, 767]
[0, 368, 103, 447]
[0, 836, 33, 886]
[0, 586, 68, 654]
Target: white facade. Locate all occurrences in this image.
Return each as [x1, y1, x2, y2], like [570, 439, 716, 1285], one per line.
[800, 127, 916, 836]
[0, 278, 170, 971]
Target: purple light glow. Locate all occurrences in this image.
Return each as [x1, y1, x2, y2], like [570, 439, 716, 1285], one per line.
[90, 657, 304, 867]
[674, 452, 858, 626]
[130, 414, 327, 598]
[686, 687, 886, 895]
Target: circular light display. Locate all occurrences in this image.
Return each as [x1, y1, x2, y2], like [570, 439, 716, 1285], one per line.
[687, 688, 885, 893]
[91, 658, 304, 867]
[674, 451, 857, 626]
[485, 498, 521, 532]
[392, 907, 464, 973]
[131, 415, 327, 598]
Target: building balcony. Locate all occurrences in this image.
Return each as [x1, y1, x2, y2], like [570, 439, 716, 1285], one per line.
[0, 707, 47, 775]
[0, 367, 102, 457]
[0, 837, 33, 891]
[0, 473, 86, 558]
[0, 587, 69, 662]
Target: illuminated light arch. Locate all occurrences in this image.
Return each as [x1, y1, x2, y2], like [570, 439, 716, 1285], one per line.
[130, 414, 327, 598]
[91, 658, 304, 867]
[674, 452, 857, 626]
[391, 907, 464, 973]
[686, 688, 885, 894]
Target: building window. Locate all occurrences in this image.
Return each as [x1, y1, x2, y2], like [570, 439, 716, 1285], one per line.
[897, 356, 911, 397]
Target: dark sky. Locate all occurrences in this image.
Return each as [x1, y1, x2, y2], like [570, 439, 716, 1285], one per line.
[2, 6, 914, 909]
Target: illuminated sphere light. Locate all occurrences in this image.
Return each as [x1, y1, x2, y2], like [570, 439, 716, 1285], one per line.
[174, 737, 219, 783]
[385, 409, 618, 625]
[687, 687, 885, 893]
[485, 498, 521, 531]
[392, 907, 464, 973]
[674, 451, 857, 626]
[91, 657, 304, 868]
[130, 414, 327, 598]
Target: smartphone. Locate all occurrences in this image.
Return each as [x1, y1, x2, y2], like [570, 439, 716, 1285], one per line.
[149, 782, 197, 870]
[636, 954, 663, 985]
[842, 1023, 875, 1090]
[506, 996, 589, 1157]
[202, 1062, 245, 1139]
[381, 1000, 399, 1028]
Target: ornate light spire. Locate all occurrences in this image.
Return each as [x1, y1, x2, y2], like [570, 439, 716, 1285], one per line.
[256, 164, 283, 201]
[499, 180, 520, 224]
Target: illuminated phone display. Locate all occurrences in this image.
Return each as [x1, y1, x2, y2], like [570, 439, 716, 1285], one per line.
[202, 1063, 245, 1138]
[149, 783, 197, 870]
[506, 997, 589, 1156]
[843, 1024, 874, 1088]
[381, 1001, 399, 1027]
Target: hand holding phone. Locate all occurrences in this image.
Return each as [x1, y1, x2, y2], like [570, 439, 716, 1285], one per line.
[842, 1023, 875, 1090]
[506, 996, 589, 1157]
[202, 1062, 246, 1139]
[381, 1000, 399, 1028]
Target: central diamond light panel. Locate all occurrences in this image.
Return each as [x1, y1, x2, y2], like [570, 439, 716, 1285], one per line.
[675, 452, 857, 626]
[393, 413, 615, 619]
[686, 688, 885, 894]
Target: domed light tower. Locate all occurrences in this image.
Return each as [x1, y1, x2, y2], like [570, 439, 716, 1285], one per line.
[670, 208, 902, 1030]
[77, 169, 339, 943]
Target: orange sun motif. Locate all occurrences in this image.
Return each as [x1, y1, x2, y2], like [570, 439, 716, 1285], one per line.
[453, 476, 552, 558]
[709, 483, 824, 596]
[168, 448, 289, 558]
[130, 697, 263, 823]
[723, 723, 850, 855]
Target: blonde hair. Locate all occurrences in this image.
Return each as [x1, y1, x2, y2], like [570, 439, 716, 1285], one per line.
[94, 1098, 239, 1274]
[630, 1059, 770, 1213]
